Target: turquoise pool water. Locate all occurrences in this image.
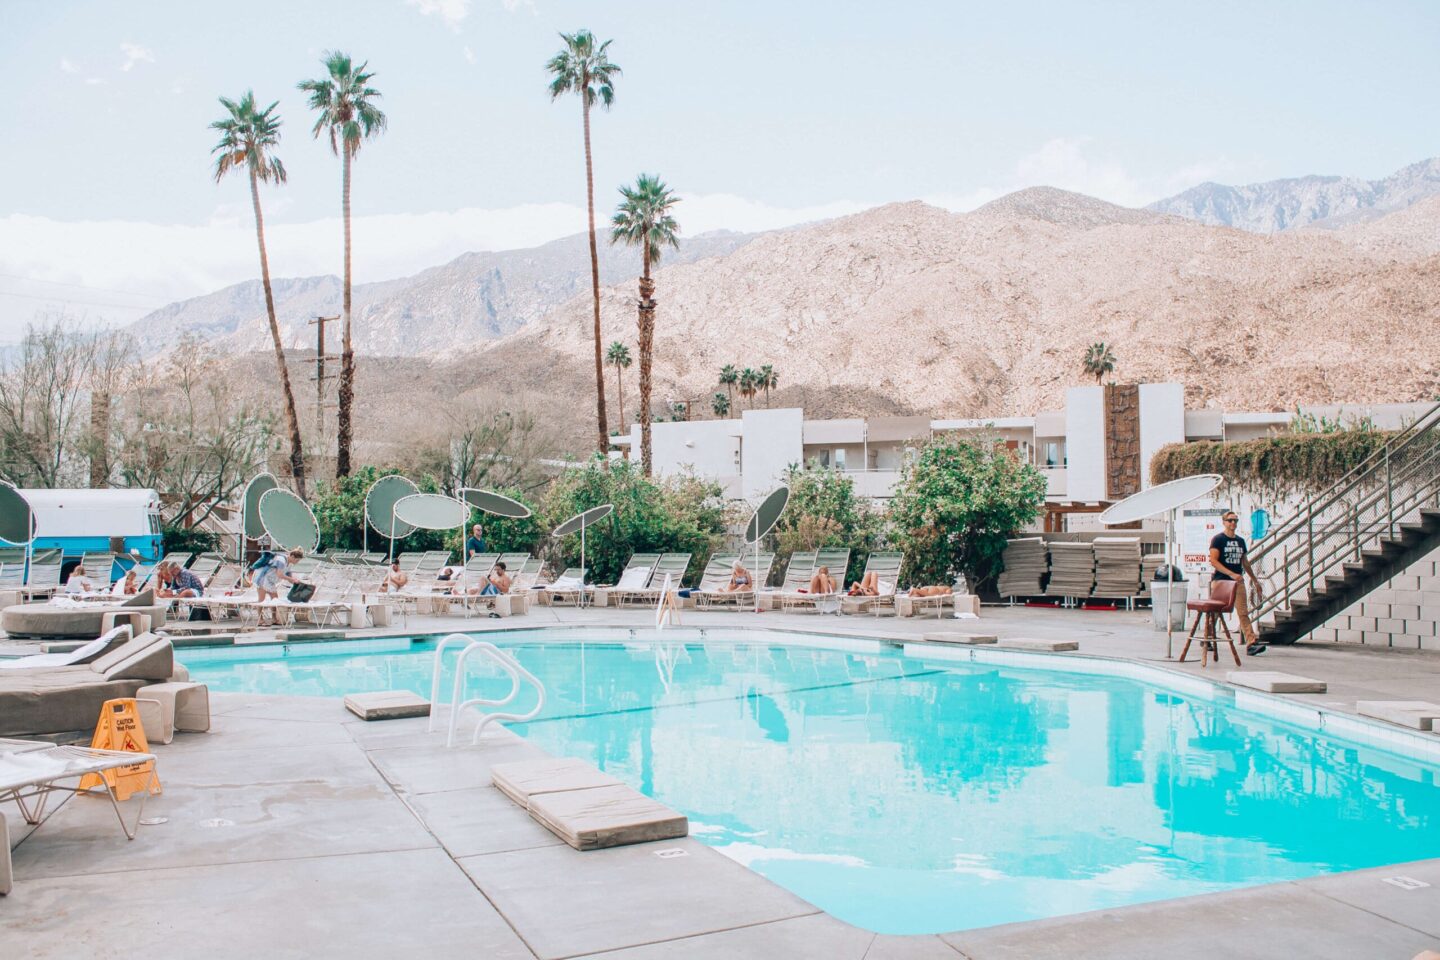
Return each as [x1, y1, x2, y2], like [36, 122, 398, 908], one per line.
[182, 632, 1440, 934]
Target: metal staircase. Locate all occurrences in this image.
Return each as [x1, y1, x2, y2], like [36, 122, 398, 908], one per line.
[1248, 401, 1440, 645]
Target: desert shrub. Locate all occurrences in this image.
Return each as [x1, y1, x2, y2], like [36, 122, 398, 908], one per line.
[886, 436, 1047, 591]
[540, 459, 726, 584]
[162, 522, 221, 556]
[769, 464, 882, 584]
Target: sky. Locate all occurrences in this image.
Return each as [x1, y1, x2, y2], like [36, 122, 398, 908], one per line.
[0, 0, 1437, 340]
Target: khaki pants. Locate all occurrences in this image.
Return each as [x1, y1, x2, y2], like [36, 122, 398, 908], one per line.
[1232, 581, 1258, 645]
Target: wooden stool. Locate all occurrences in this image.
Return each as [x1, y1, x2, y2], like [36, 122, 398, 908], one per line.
[1179, 580, 1241, 667]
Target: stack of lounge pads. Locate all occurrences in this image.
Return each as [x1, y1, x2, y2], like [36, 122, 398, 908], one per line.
[1092, 537, 1143, 597]
[997, 538, 1048, 598]
[1045, 542, 1096, 599]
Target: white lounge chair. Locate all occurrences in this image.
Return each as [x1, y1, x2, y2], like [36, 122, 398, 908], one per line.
[0, 626, 132, 670]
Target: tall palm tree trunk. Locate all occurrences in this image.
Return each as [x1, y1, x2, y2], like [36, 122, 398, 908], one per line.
[249, 169, 307, 498]
[638, 246, 654, 475]
[336, 147, 355, 478]
[582, 93, 609, 456]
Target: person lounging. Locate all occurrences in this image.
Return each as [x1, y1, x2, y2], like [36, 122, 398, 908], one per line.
[807, 565, 837, 594]
[721, 561, 752, 593]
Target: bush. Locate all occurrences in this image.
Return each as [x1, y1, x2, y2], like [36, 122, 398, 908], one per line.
[769, 465, 881, 584]
[1149, 430, 1395, 501]
[162, 523, 221, 556]
[460, 486, 544, 556]
[886, 436, 1047, 592]
[539, 459, 727, 585]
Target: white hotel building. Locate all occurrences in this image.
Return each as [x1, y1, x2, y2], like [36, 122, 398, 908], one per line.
[612, 383, 1425, 522]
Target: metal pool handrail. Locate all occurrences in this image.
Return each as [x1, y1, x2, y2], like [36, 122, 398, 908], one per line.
[432, 635, 545, 747]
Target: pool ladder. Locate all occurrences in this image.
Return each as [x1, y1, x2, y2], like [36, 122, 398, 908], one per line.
[428, 633, 546, 747]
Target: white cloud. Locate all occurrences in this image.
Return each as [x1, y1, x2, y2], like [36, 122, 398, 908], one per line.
[120, 42, 154, 72]
[404, 0, 470, 30]
[59, 58, 79, 74]
[462, 45, 476, 64]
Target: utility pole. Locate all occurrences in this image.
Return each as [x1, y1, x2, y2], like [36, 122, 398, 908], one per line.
[304, 315, 340, 477]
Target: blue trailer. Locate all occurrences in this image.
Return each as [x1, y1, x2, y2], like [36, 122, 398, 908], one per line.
[17, 488, 163, 580]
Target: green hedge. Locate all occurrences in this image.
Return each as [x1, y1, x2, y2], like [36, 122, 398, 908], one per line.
[1150, 431, 1395, 500]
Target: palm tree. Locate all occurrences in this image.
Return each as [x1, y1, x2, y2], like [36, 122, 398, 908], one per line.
[718, 364, 738, 405]
[739, 368, 759, 408]
[711, 392, 730, 417]
[1082, 342, 1117, 384]
[210, 92, 307, 498]
[610, 173, 680, 476]
[759, 364, 777, 406]
[606, 341, 632, 432]
[547, 31, 621, 458]
[298, 52, 387, 479]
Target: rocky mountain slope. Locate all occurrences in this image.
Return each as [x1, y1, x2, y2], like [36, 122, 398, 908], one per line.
[1148, 157, 1440, 232]
[130, 228, 756, 355]
[449, 190, 1439, 440]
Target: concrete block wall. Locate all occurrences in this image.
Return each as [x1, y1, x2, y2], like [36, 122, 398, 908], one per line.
[1304, 545, 1440, 649]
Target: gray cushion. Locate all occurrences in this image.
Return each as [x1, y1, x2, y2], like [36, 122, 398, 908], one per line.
[123, 588, 154, 607]
[1, 601, 167, 639]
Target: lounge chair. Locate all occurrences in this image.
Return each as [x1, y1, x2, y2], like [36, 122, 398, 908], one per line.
[18, 560, 62, 601]
[696, 553, 775, 608]
[597, 552, 659, 605]
[0, 632, 177, 737]
[2, 736, 160, 894]
[613, 553, 693, 608]
[841, 551, 904, 615]
[80, 552, 118, 585]
[396, 552, 426, 572]
[0, 626, 132, 670]
[464, 553, 501, 578]
[778, 548, 851, 613]
[537, 567, 589, 606]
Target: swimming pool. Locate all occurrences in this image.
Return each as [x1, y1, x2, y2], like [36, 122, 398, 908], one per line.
[182, 631, 1440, 934]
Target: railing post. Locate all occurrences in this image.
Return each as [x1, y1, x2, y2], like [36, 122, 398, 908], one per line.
[1305, 504, 1316, 599]
[1385, 448, 1394, 541]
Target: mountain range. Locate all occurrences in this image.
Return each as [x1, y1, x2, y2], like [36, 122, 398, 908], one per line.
[1147, 157, 1440, 232]
[133, 158, 1440, 451]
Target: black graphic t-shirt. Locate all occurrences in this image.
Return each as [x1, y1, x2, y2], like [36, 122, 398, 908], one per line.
[1209, 532, 1247, 581]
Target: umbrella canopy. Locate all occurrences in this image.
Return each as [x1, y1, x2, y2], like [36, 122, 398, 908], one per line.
[258, 489, 320, 552]
[241, 472, 279, 540]
[1099, 475, 1223, 525]
[394, 493, 469, 531]
[365, 475, 420, 537]
[460, 488, 532, 519]
[553, 503, 614, 537]
[745, 485, 790, 543]
[0, 482, 35, 546]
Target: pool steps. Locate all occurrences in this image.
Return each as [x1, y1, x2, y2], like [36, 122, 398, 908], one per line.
[493, 757, 688, 851]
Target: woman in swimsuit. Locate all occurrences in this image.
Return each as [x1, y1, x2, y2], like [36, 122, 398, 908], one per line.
[723, 561, 752, 593]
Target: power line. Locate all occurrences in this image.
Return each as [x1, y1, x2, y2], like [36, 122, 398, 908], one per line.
[0, 273, 159, 300]
[0, 289, 155, 310]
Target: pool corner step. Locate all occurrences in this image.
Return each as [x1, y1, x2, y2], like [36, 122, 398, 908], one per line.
[1227, 671, 1327, 694]
[922, 632, 997, 645]
[343, 690, 431, 721]
[996, 637, 1080, 652]
[1355, 700, 1440, 730]
[492, 758, 688, 851]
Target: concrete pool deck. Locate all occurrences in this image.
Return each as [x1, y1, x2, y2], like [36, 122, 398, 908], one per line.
[3, 605, 1440, 958]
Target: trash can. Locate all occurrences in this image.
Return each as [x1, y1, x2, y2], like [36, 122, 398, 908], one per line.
[1150, 564, 1188, 631]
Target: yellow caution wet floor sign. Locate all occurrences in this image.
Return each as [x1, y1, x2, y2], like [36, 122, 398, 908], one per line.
[79, 698, 162, 801]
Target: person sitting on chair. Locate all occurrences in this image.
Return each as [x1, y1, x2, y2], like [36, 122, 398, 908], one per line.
[807, 565, 837, 594]
[157, 561, 204, 599]
[467, 561, 511, 596]
[379, 560, 409, 593]
[64, 564, 94, 595]
[721, 560, 752, 593]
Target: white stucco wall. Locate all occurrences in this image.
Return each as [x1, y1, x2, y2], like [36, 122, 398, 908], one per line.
[648, 419, 742, 485]
[741, 408, 804, 499]
[1065, 386, 1106, 502]
[1139, 382, 1186, 490]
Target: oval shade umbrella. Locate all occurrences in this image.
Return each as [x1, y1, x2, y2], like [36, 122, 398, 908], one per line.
[394, 494, 470, 531]
[0, 482, 35, 546]
[460, 488, 532, 519]
[365, 475, 419, 538]
[1099, 473, 1223, 660]
[241, 472, 279, 540]
[552, 503, 613, 538]
[258, 489, 320, 552]
[745, 485, 790, 544]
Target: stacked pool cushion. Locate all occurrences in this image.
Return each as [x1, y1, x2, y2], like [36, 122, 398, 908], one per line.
[998, 538, 1048, 597]
[1045, 542, 1096, 598]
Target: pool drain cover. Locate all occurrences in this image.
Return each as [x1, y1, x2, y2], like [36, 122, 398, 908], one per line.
[653, 848, 688, 859]
[1382, 877, 1430, 890]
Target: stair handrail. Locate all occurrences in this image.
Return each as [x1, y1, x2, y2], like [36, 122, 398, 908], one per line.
[445, 638, 545, 747]
[427, 633, 475, 733]
[1250, 401, 1440, 563]
[1247, 401, 1440, 627]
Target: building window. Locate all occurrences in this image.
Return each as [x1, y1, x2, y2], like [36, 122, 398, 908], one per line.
[1040, 440, 1067, 468]
[833, 448, 847, 471]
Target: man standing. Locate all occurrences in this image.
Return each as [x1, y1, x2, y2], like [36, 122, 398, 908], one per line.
[1209, 510, 1266, 656]
[465, 524, 486, 560]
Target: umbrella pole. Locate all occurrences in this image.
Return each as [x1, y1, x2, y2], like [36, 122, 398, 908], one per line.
[1165, 509, 1175, 659]
[753, 537, 760, 614]
[580, 519, 587, 609]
